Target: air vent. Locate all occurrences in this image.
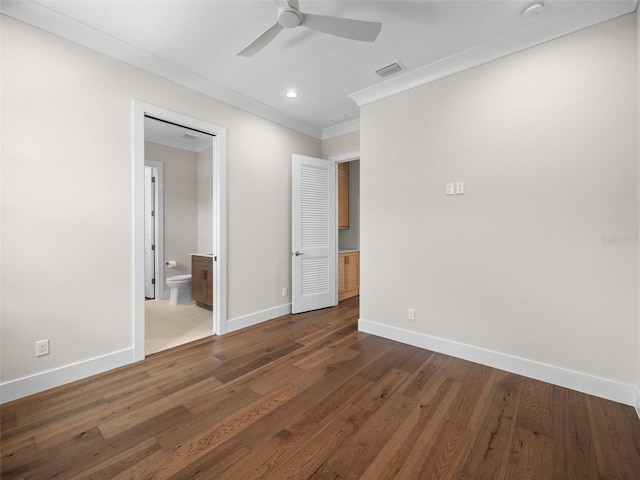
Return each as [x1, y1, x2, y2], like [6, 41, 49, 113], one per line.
[181, 133, 197, 140]
[375, 62, 404, 78]
[329, 114, 352, 125]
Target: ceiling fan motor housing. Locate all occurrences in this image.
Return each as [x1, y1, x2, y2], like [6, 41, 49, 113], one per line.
[278, 9, 303, 28]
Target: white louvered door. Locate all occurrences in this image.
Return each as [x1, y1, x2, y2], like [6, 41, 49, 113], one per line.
[292, 154, 336, 314]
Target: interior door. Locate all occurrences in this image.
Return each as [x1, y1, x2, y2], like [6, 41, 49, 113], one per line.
[143, 166, 156, 299]
[292, 154, 337, 314]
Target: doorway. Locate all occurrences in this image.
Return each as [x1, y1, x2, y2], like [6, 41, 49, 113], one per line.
[143, 120, 213, 354]
[332, 152, 360, 304]
[290, 151, 360, 315]
[133, 101, 228, 362]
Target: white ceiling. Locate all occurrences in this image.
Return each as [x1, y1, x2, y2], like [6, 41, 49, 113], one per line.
[2, 0, 637, 139]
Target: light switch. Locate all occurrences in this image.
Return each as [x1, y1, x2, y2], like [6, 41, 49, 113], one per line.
[456, 182, 465, 195]
[446, 183, 455, 195]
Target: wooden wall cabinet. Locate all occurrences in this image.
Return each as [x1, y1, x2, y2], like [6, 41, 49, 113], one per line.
[338, 162, 349, 229]
[192, 255, 213, 310]
[338, 251, 359, 301]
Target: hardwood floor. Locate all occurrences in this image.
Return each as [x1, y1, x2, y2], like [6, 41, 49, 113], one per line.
[2, 297, 640, 479]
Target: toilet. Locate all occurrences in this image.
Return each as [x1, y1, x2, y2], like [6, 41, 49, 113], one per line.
[166, 274, 192, 305]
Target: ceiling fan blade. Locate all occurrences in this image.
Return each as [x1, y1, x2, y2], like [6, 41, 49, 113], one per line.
[237, 21, 283, 56]
[275, 0, 299, 10]
[301, 13, 382, 42]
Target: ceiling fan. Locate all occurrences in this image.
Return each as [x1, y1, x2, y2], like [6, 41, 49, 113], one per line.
[237, 0, 382, 57]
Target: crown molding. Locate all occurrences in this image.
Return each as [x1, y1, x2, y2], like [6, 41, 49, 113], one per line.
[349, 0, 638, 107]
[0, 1, 323, 139]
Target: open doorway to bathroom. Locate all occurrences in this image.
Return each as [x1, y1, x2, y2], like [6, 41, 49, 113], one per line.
[143, 116, 214, 355]
[133, 101, 227, 362]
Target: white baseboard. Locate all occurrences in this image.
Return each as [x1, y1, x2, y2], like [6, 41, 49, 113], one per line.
[0, 303, 293, 404]
[0, 348, 135, 404]
[227, 303, 292, 333]
[635, 387, 640, 419]
[7, 312, 630, 409]
[358, 318, 636, 407]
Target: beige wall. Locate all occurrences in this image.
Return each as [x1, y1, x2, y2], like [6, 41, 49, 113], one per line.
[145, 142, 198, 282]
[0, 15, 321, 384]
[197, 147, 214, 255]
[322, 131, 360, 159]
[361, 14, 638, 385]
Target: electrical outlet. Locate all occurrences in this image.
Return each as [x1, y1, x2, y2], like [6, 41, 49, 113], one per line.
[456, 181, 465, 195]
[282, 287, 288, 297]
[36, 339, 49, 357]
[408, 308, 415, 321]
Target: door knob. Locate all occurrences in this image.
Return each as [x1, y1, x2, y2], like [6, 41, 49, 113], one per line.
[294, 251, 304, 256]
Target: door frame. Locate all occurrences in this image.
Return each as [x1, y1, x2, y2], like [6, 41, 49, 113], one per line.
[329, 151, 360, 300]
[144, 160, 164, 299]
[133, 101, 228, 361]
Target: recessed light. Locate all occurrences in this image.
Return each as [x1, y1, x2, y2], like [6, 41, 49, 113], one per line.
[285, 90, 299, 99]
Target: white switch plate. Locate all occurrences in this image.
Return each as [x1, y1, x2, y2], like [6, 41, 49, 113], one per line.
[282, 287, 288, 297]
[456, 181, 465, 195]
[446, 183, 455, 195]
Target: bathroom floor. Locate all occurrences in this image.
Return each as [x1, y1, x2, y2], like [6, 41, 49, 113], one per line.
[145, 299, 213, 355]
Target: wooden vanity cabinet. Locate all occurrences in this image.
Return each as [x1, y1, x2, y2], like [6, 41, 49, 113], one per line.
[338, 251, 359, 301]
[338, 162, 349, 229]
[192, 255, 213, 310]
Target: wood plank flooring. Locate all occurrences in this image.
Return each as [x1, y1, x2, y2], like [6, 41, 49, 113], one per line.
[2, 297, 640, 479]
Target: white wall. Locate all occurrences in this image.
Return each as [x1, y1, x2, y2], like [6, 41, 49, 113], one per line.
[0, 15, 321, 390]
[360, 14, 638, 396]
[322, 131, 359, 159]
[145, 142, 198, 281]
[197, 147, 214, 255]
